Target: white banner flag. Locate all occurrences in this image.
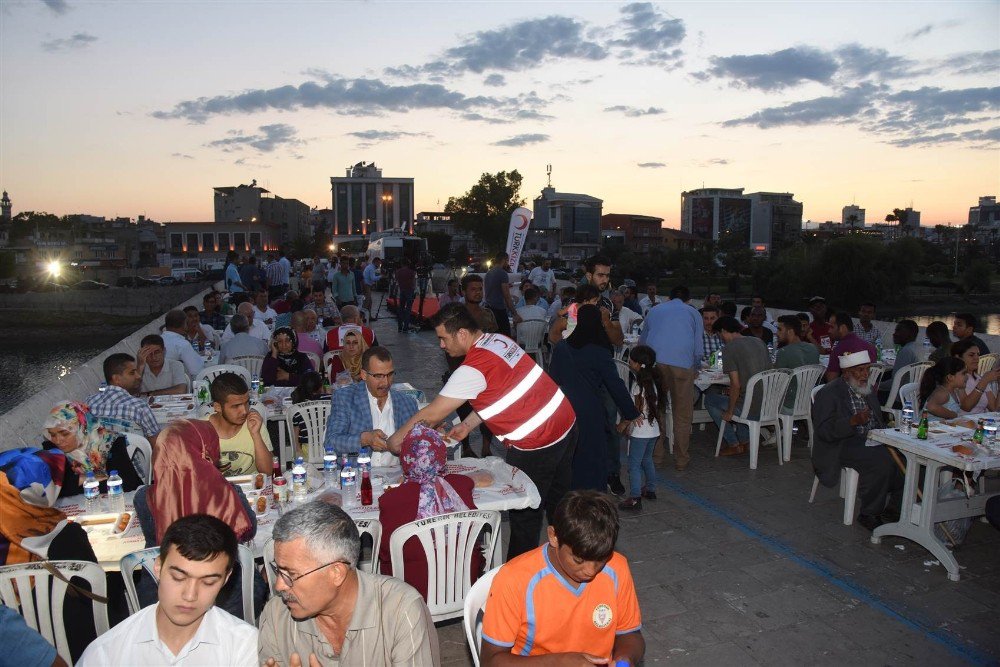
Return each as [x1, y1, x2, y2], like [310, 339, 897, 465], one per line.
[504, 207, 532, 272]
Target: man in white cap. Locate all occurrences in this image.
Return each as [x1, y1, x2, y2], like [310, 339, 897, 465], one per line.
[811, 350, 903, 531]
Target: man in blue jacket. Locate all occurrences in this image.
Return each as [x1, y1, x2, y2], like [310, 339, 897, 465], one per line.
[323, 346, 418, 455]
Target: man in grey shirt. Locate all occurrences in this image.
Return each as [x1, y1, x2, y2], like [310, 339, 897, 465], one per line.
[220, 314, 269, 363]
[705, 316, 771, 457]
[880, 319, 923, 396]
[259, 501, 438, 666]
[483, 251, 518, 337]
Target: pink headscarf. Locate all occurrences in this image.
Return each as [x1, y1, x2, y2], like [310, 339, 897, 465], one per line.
[400, 424, 469, 520]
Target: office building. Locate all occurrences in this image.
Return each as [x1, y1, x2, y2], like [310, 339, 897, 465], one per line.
[330, 162, 414, 238]
[680, 188, 752, 243]
[532, 186, 603, 261]
[842, 204, 866, 228]
[968, 196, 1000, 227]
[213, 182, 310, 244]
[748, 192, 803, 253]
[601, 214, 665, 253]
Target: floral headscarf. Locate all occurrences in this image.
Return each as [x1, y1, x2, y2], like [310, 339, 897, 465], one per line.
[43, 401, 116, 477]
[400, 424, 469, 520]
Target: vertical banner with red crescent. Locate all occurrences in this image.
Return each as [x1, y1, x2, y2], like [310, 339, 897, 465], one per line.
[505, 206, 532, 272]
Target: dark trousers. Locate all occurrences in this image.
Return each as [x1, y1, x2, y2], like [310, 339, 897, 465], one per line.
[839, 442, 904, 516]
[488, 306, 512, 337]
[398, 290, 415, 331]
[601, 388, 621, 478]
[504, 424, 578, 560]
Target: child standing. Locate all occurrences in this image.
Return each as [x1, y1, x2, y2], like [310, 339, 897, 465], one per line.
[619, 345, 662, 511]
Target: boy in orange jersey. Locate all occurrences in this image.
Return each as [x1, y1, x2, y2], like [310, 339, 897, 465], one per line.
[480, 490, 644, 666]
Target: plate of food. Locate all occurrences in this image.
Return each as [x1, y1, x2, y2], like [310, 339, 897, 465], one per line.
[69, 512, 134, 535]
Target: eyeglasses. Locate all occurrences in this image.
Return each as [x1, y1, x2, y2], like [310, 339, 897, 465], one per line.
[364, 370, 395, 381]
[269, 560, 350, 588]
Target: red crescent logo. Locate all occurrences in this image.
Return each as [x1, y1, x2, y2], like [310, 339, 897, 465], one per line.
[514, 213, 529, 230]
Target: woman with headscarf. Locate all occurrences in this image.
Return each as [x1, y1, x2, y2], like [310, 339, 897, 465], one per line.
[261, 326, 314, 387]
[547, 303, 639, 491]
[326, 328, 367, 384]
[132, 419, 265, 616]
[377, 424, 482, 598]
[41, 401, 143, 498]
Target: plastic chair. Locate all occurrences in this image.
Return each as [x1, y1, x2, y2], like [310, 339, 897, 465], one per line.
[0, 560, 110, 664]
[714, 368, 792, 469]
[778, 364, 825, 460]
[285, 400, 331, 463]
[898, 381, 920, 413]
[195, 364, 252, 387]
[881, 361, 932, 424]
[515, 319, 547, 366]
[809, 467, 860, 525]
[463, 567, 501, 667]
[979, 353, 998, 377]
[865, 363, 889, 391]
[302, 351, 322, 376]
[124, 432, 153, 484]
[389, 510, 500, 622]
[322, 350, 340, 374]
[229, 355, 265, 378]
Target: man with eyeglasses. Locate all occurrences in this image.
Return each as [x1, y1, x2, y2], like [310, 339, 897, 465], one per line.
[321, 346, 418, 465]
[260, 501, 438, 666]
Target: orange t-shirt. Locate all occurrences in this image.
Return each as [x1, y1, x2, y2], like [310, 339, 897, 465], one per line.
[481, 546, 641, 658]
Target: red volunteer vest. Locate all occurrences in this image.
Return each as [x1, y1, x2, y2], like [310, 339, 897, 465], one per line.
[464, 334, 576, 450]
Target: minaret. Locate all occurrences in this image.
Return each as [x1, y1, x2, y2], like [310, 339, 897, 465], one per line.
[0, 191, 10, 222]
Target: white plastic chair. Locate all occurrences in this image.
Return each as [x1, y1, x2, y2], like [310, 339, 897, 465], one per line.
[515, 319, 547, 366]
[898, 381, 920, 413]
[389, 510, 500, 622]
[778, 364, 825, 460]
[714, 368, 792, 469]
[285, 400, 331, 463]
[229, 355, 265, 378]
[978, 352, 998, 377]
[806, 382, 861, 525]
[0, 560, 110, 664]
[463, 566, 501, 667]
[865, 363, 889, 391]
[322, 350, 340, 373]
[881, 361, 932, 424]
[195, 363, 252, 387]
[302, 351, 322, 376]
[124, 432, 153, 484]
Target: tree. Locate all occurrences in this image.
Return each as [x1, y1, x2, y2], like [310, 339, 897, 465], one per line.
[444, 170, 525, 255]
[892, 208, 911, 236]
[961, 261, 992, 294]
[846, 213, 859, 230]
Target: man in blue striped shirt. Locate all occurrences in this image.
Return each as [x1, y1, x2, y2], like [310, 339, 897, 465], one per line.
[86, 353, 161, 441]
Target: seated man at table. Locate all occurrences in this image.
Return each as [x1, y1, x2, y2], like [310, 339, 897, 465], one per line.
[879, 319, 922, 395]
[322, 346, 418, 459]
[304, 288, 342, 327]
[221, 301, 270, 343]
[207, 372, 272, 474]
[183, 305, 215, 348]
[700, 304, 723, 364]
[515, 286, 548, 322]
[219, 314, 269, 363]
[137, 334, 188, 396]
[259, 501, 439, 665]
[325, 305, 378, 351]
[480, 490, 644, 666]
[811, 351, 903, 531]
[775, 315, 820, 410]
[86, 352, 161, 441]
[291, 311, 324, 359]
[162, 308, 205, 377]
[826, 310, 877, 381]
[741, 306, 774, 346]
[199, 291, 227, 331]
[253, 289, 278, 330]
[705, 316, 770, 457]
[952, 312, 991, 355]
[78, 514, 258, 667]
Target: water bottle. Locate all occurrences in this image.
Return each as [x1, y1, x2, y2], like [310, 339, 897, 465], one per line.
[340, 457, 357, 508]
[984, 419, 998, 450]
[716, 350, 723, 371]
[107, 470, 125, 513]
[251, 374, 260, 394]
[767, 342, 775, 364]
[901, 400, 915, 436]
[323, 446, 339, 487]
[98, 381, 108, 393]
[204, 340, 214, 361]
[83, 472, 100, 513]
[357, 447, 372, 473]
[291, 456, 307, 500]
[875, 338, 883, 361]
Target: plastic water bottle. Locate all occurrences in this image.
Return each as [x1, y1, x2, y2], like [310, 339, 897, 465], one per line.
[922, 336, 931, 358]
[357, 447, 372, 473]
[98, 381, 108, 393]
[340, 457, 357, 508]
[901, 400, 915, 435]
[716, 349, 723, 370]
[204, 340, 214, 361]
[107, 470, 125, 513]
[323, 446, 339, 487]
[83, 472, 100, 513]
[292, 456, 307, 500]
[250, 374, 260, 394]
[983, 419, 998, 450]
[875, 338, 883, 361]
[767, 342, 776, 364]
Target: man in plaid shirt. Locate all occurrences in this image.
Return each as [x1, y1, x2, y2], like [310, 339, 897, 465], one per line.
[86, 353, 161, 441]
[700, 304, 723, 364]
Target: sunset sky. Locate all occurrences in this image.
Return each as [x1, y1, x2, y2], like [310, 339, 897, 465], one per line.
[1, 1, 997, 228]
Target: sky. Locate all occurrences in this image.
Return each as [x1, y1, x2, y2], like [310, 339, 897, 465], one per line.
[1, 1, 998, 229]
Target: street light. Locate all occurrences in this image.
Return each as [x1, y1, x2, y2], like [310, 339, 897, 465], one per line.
[247, 217, 257, 253]
[382, 193, 392, 232]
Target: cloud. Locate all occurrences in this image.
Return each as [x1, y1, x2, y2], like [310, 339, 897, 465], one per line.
[459, 112, 513, 125]
[904, 20, 960, 40]
[513, 109, 555, 121]
[604, 105, 666, 117]
[171, 152, 194, 159]
[154, 76, 515, 123]
[483, 74, 506, 87]
[41, 32, 96, 52]
[935, 50, 1000, 76]
[703, 158, 729, 166]
[205, 123, 302, 153]
[637, 162, 666, 168]
[40, 0, 68, 15]
[610, 3, 686, 68]
[345, 129, 430, 148]
[722, 84, 877, 128]
[697, 47, 838, 91]
[887, 126, 1000, 148]
[492, 133, 549, 147]
[834, 44, 918, 81]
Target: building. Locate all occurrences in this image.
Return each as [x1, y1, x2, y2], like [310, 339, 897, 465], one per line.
[747, 192, 803, 254]
[969, 196, 1000, 227]
[842, 204, 866, 228]
[680, 188, 752, 244]
[330, 162, 415, 240]
[601, 214, 665, 253]
[661, 228, 712, 251]
[213, 182, 311, 244]
[532, 186, 603, 261]
[413, 211, 486, 256]
[159, 221, 283, 268]
[1, 191, 11, 222]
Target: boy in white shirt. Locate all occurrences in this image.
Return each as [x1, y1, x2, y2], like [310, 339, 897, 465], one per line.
[78, 515, 258, 667]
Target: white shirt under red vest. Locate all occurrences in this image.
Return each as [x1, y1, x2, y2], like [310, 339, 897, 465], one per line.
[439, 333, 576, 450]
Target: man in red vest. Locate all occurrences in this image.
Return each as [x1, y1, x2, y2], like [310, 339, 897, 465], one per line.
[386, 303, 578, 559]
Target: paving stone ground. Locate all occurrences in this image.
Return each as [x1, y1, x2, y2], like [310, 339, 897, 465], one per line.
[368, 302, 1000, 666]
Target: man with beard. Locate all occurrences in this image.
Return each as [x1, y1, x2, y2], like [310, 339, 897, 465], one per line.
[86, 352, 161, 440]
[811, 351, 903, 531]
[259, 501, 438, 666]
[206, 372, 272, 475]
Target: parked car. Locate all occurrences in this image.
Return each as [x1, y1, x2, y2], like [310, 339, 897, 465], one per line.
[171, 267, 205, 282]
[156, 276, 182, 286]
[71, 280, 110, 290]
[115, 276, 157, 288]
